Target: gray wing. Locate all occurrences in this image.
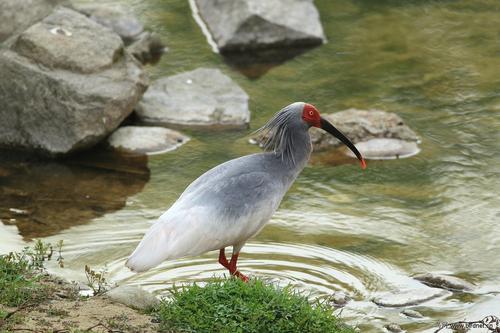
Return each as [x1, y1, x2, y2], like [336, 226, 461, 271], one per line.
[178, 169, 285, 222]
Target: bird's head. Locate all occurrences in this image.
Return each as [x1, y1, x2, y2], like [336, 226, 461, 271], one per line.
[258, 102, 366, 169]
[301, 103, 366, 169]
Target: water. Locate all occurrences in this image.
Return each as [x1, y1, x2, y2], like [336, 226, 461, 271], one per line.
[1, 0, 500, 331]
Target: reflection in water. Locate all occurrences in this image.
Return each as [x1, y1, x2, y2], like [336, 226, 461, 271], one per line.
[0, 151, 150, 239]
[222, 46, 319, 79]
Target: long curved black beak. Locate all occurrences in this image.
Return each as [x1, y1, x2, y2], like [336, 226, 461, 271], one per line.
[320, 117, 366, 169]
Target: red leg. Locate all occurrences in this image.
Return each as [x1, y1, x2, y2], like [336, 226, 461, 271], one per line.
[228, 253, 249, 283]
[218, 248, 230, 269]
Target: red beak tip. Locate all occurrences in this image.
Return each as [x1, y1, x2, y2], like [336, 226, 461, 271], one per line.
[360, 159, 367, 170]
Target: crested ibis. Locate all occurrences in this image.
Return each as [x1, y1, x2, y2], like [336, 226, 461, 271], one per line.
[126, 102, 366, 281]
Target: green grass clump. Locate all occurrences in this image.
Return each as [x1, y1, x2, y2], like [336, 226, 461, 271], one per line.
[0, 240, 59, 307]
[154, 278, 355, 333]
[0, 252, 46, 307]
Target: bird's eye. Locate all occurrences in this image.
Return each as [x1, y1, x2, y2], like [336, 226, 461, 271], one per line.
[309, 111, 314, 116]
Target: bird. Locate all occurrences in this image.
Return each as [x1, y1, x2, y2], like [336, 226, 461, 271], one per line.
[125, 102, 366, 281]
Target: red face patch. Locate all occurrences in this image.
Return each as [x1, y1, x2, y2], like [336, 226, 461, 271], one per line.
[302, 103, 321, 128]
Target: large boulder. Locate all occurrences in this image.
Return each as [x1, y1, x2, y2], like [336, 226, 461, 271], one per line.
[0, 7, 148, 155]
[75, 4, 166, 65]
[194, 0, 325, 53]
[107, 126, 189, 155]
[136, 68, 250, 129]
[0, 0, 68, 43]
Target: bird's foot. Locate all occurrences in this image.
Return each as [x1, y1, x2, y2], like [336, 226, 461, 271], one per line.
[218, 248, 230, 269]
[233, 270, 249, 283]
[219, 249, 248, 282]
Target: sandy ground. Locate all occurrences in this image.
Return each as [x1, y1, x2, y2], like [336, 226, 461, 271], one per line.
[0, 275, 159, 333]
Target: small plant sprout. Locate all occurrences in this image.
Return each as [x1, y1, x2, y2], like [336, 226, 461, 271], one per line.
[84, 265, 109, 295]
[56, 240, 64, 268]
[31, 239, 53, 269]
[3, 239, 64, 272]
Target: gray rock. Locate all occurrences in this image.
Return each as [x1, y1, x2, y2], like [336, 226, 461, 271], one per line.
[136, 68, 250, 128]
[401, 309, 424, 319]
[127, 31, 166, 65]
[414, 273, 475, 292]
[345, 138, 420, 160]
[107, 285, 159, 311]
[194, 0, 325, 52]
[0, 7, 148, 155]
[0, 0, 68, 43]
[372, 288, 447, 307]
[75, 3, 143, 43]
[13, 8, 123, 74]
[385, 323, 405, 333]
[75, 4, 165, 64]
[330, 291, 351, 307]
[107, 126, 189, 154]
[310, 109, 418, 152]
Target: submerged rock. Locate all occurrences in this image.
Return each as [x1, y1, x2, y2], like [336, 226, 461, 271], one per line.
[329, 291, 351, 307]
[345, 138, 420, 160]
[75, 3, 143, 43]
[0, 7, 148, 155]
[136, 68, 250, 128]
[194, 0, 325, 52]
[0, 0, 68, 43]
[372, 288, 447, 307]
[107, 285, 159, 311]
[107, 126, 189, 155]
[385, 323, 405, 333]
[414, 273, 475, 292]
[401, 309, 424, 319]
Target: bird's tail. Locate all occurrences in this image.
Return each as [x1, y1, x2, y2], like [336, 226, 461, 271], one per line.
[125, 252, 154, 273]
[125, 219, 177, 273]
[125, 207, 220, 273]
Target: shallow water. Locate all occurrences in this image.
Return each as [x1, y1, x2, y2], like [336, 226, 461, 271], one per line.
[1, 0, 500, 331]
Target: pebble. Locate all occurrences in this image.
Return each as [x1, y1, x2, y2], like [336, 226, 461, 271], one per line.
[401, 309, 424, 319]
[414, 273, 475, 292]
[106, 285, 159, 311]
[373, 288, 447, 307]
[330, 291, 351, 307]
[385, 323, 405, 332]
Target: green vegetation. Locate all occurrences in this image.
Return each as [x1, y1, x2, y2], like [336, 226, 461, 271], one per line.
[0, 240, 56, 307]
[0, 253, 45, 307]
[154, 278, 355, 333]
[2, 242, 354, 332]
[84, 264, 109, 295]
[0, 239, 67, 332]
